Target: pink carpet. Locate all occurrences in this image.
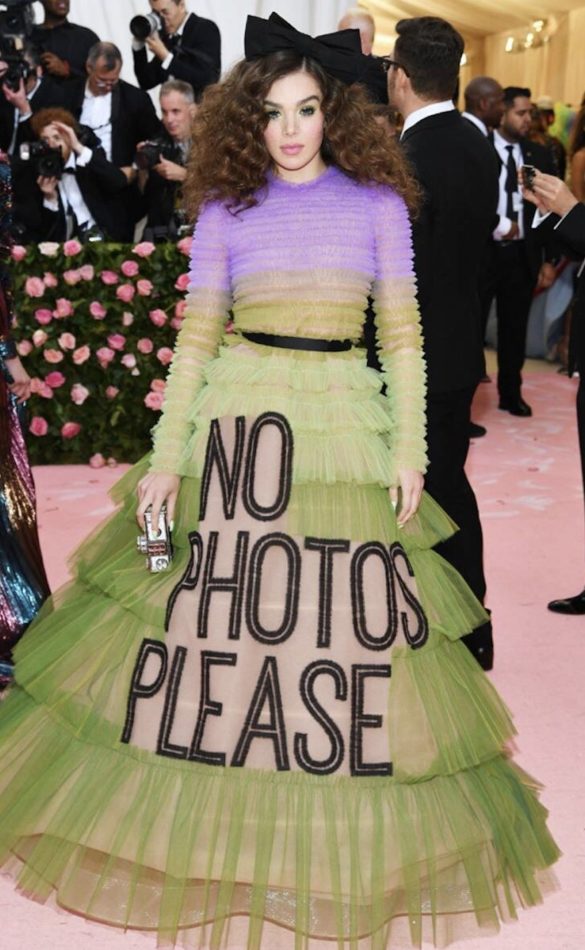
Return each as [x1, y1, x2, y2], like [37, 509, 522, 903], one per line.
[1, 371, 584, 949]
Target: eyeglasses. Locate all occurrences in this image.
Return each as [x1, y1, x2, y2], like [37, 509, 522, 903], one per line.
[380, 56, 410, 78]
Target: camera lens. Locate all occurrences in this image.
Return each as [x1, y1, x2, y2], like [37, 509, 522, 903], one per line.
[130, 12, 162, 40]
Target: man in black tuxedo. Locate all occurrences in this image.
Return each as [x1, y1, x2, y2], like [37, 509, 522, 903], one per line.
[0, 43, 71, 156]
[132, 0, 220, 98]
[31, 0, 99, 86]
[523, 172, 585, 614]
[67, 43, 162, 240]
[484, 86, 556, 417]
[12, 107, 128, 243]
[387, 16, 499, 670]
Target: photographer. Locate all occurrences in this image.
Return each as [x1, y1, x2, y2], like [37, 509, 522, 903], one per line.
[131, 0, 220, 98]
[12, 106, 128, 242]
[30, 0, 99, 85]
[0, 42, 69, 155]
[137, 79, 195, 241]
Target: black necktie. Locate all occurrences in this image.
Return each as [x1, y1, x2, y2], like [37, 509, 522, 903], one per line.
[505, 145, 518, 222]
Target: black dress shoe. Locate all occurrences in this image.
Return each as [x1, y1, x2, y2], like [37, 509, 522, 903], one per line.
[461, 619, 494, 671]
[498, 397, 532, 417]
[548, 589, 585, 614]
[469, 421, 487, 438]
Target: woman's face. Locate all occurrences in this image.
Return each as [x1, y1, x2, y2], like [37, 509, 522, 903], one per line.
[263, 70, 327, 183]
[41, 123, 71, 161]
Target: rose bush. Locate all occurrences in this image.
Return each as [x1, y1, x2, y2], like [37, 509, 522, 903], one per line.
[11, 241, 208, 464]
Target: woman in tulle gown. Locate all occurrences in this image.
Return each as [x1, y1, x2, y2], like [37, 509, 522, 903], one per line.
[0, 15, 558, 950]
[0, 152, 50, 689]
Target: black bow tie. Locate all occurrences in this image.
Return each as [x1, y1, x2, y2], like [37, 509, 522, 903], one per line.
[244, 12, 369, 86]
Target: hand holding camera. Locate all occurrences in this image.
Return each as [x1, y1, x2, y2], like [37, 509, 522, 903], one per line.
[520, 167, 579, 219]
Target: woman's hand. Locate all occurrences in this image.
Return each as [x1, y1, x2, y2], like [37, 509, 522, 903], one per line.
[389, 469, 424, 527]
[136, 472, 180, 531]
[520, 168, 578, 218]
[4, 356, 31, 403]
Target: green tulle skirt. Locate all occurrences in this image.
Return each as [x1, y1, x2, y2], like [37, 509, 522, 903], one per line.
[0, 342, 559, 948]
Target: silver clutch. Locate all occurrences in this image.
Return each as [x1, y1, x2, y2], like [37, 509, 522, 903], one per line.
[136, 504, 173, 572]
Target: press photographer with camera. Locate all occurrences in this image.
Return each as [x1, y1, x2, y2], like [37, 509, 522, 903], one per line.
[136, 79, 195, 241]
[131, 0, 220, 98]
[0, 42, 69, 155]
[11, 106, 128, 242]
[30, 0, 99, 85]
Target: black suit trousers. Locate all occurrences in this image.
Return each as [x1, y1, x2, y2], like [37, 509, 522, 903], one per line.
[424, 386, 487, 604]
[484, 241, 535, 402]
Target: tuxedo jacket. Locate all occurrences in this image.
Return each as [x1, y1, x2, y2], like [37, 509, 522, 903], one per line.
[401, 110, 499, 395]
[132, 13, 221, 96]
[30, 21, 100, 82]
[68, 79, 162, 167]
[12, 129, 128, 243]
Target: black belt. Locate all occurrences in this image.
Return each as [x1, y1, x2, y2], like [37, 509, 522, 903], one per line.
[242, 331, 353, 352]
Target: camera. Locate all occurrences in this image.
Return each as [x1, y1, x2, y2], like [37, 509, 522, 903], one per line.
[19, 140, 65, 179]
[0, 0, 34, 39]
[130, 12, 162, 41]
[0, 1, 34, 92]
[136, 504, 173, 573]
[520, 164, 537, 192]
[135, 137, 182, 171]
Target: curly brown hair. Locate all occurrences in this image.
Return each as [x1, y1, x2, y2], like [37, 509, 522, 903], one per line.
[569, 102, 585, 158]
[30, 107, 79, 139]
[184, 50, 420, 218]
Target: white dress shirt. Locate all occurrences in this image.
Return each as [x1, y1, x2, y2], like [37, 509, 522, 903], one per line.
[43, 148, 96, 237]
[461, 111, 488, 137]
[80, 85, 113, 160]
[492, 130, 524, 241]
[400, 100, 455, 138]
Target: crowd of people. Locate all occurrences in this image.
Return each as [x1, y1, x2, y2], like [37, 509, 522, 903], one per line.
[0, 3, 583, 948]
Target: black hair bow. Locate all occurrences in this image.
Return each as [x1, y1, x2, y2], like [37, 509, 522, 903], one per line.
[244, 12, 369, 87]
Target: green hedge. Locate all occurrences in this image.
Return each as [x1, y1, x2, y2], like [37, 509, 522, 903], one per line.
[11, 237, 191, 466]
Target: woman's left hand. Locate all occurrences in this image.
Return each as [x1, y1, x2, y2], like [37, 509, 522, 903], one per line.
[389, 468, 424, 527]
[4, 355, 31, 403]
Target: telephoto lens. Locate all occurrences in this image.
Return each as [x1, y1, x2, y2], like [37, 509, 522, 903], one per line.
[129, 12, 162, 40]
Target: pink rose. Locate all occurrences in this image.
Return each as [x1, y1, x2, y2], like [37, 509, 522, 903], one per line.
[174, 300, 187, 319]
[34, 308, 53, 325]
[121, 259, 139, 277]
[17, 340, 33, 357]
[43, 272, 58, 288]
[156, 346, 174, 366]
[100, 270, 119, 285]
[144, 390, 164, 411]
[148, 308, 167, 327]
[61, 421, 82, 439]
[44, 348, 64, 364]
[45, 371, 66, 389]
[11, 245, 27, 262]
[137, 337, 154, 354]
[107, 333, 126, 351]
[63, 239, 82, 257]
[170, 317, 183, 330]
[150, 378, 166, 393]
[121, 353, 137, 369]
[132, 241, 155, 258]
[58, 332, 76, 350]
[96, 346, 115, 367]
[71, 383, 90, 405]
[136, 279, 153, 296]
[79, 264, 95, 281]
[177, 235, 192, 256]
[53, 297, 74, 318]
[63, 269, 82, 286]
[39, 383, 54, 399]
[122, 311, 134, 327]
[174, 273, 190, 292]
[107, 457, 118, 468]
[25, 276, 45, 298]
[105, 386, 119, 399]
[116, 283, 135, 303]
[29, 416, 49, 437]
[30, 377, 44, 394]
[89, 453, 106, 469]
[72, 345, 91, 365]
[89, 301, 107, 319]
[32, 329, 48, 347]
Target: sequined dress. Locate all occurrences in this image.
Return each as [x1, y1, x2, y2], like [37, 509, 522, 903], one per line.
[0, 154, 50, 687]
[0, 166, 558, 947]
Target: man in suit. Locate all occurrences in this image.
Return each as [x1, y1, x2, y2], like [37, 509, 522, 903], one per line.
[461, 76, 504, 139]
[523, 171, 585, 613]
[484, 86, 556, 417]
[132, 0, 220, 98]
[387, 16, 499, 670]
[12, 107, 128, 243]
[30, 0, 99, 86]
[67, 43, 162, 240]
[0, 43, 71, 156]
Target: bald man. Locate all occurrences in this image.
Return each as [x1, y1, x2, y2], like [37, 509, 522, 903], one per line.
[462, 76, 504, 137]
[338, 7, 375, 55]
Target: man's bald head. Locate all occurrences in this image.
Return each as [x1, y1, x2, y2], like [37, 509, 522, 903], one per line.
[464, 76, 504, 129]
[338, 7, 375, 55]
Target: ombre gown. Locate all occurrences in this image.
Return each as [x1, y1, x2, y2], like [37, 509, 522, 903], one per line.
[0, 166, 558, 947]
[0, 154, 50, 688]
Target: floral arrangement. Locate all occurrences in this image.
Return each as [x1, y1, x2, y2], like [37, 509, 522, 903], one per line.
[11, 238, 192, 466]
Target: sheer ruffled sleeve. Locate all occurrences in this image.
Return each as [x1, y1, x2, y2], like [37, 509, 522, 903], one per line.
[371, 187, 428, 482]
[149, 201, 232, 474]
